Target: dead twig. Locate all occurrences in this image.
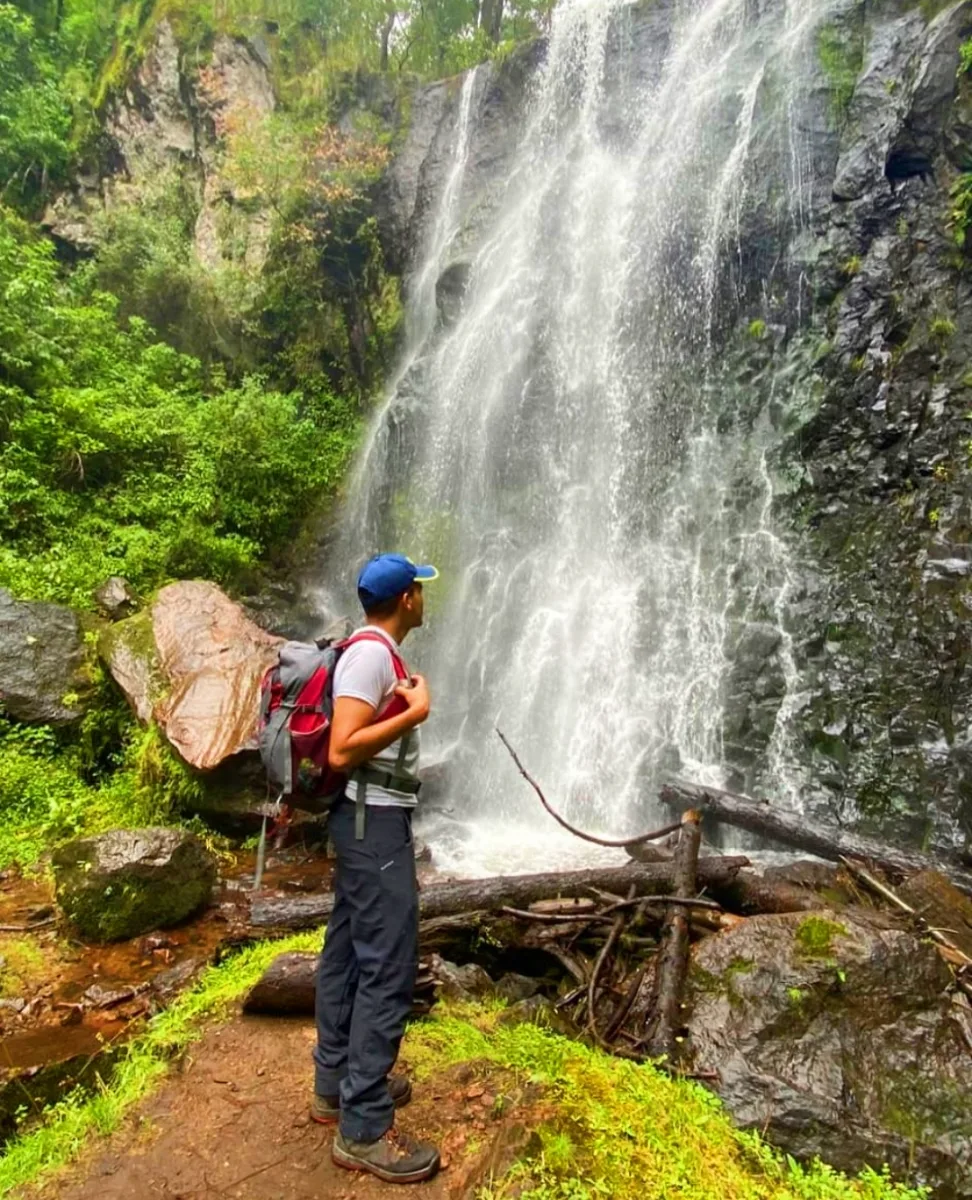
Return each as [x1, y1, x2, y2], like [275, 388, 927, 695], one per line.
[0, 919, 56, 933]
[586, 886, 635, 1045]
[500, 906, 611, 924]
[496, 728, 682, 849]
[839, 857, 972, 965]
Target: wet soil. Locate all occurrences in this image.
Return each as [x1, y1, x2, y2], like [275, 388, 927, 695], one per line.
[0, 843, 337, 1138]
[21, 1014, 537, 1200]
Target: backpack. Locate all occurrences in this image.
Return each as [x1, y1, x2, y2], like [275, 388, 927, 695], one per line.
[257, 630, 410, 816]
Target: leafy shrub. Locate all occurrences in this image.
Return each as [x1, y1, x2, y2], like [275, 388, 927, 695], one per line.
[0, 207, 358, 607]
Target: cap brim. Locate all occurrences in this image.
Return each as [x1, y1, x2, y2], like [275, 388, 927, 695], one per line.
[413, 564, 439, 582]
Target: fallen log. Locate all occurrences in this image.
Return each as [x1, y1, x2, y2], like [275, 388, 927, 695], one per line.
[248, 857, 750, 930]
[244, 952, 438, 1016]
[660, 781, 972, 895]
[641, 810, 702, 1064]
[244, 951, 316, 1014]
[708, 869, 822, 915]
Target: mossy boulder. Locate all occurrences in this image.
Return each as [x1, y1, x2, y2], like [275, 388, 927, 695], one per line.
[53, 828, 216, 942]
[688, 909, 972, 1196]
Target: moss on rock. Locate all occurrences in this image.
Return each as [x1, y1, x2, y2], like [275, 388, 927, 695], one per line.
[52, 827, 215, 942]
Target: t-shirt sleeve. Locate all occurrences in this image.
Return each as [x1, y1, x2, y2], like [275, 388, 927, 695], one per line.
[333, 642, 396, 711]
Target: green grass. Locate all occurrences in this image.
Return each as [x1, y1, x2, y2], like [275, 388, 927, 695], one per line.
[0, 952, 928, 1200]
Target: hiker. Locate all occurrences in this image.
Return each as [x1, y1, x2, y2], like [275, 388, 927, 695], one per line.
[311, 553, 441, 1184]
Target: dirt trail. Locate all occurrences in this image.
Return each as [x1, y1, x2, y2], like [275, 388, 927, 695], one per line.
[22, 1014, 530, 1200]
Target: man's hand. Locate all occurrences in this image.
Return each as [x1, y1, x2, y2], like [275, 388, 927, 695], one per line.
[329, 674, 431, 772]
[396, 673, 430, 724]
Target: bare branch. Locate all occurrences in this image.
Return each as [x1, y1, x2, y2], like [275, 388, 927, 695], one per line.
[496, 728, 681, 849]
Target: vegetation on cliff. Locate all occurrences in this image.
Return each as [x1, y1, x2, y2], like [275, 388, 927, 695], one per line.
[0, 0, 555, 869]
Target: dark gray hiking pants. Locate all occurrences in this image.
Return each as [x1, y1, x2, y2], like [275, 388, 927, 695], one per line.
[313, 799, 419, 1142]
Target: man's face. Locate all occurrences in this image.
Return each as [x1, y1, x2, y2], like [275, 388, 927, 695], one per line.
[402, 582, 424, 628]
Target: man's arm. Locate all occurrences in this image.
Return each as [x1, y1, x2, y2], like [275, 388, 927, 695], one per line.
[328, 675, 430, 772]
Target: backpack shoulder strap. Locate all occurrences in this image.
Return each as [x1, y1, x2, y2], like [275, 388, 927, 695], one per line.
[340, 630, 409, 681]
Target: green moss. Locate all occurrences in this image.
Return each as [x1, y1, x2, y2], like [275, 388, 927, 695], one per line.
[0, 937, 46, 998]
[748, 318, 768, 339]
[879, 1069, 970, 1145]
[795, 915, 847, 959]
[842, 255, 862, 277]
[929, 315, 956, 340]
[817, 23, 864, 129]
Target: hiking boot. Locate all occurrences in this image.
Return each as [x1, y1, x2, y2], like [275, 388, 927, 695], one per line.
[310, 1075, 412, 1124]
[332, 1127, 440, 1183]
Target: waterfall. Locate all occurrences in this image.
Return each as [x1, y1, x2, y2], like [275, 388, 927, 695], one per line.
[322, 0, 836, 873]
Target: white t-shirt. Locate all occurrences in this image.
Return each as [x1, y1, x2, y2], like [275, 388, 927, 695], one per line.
[332, 625, 420, 808]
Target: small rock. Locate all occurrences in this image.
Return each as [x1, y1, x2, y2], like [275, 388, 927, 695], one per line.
[83, 983, 136, 1009]
[495, 973, 541, 1003]
[431, 956, 493, 1000]
[0, 997, 26, 1013]
[93, 576, 138, 620]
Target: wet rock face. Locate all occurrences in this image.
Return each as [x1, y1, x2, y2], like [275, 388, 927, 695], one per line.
[44, 20, 276, 272]
[0, 589, 90, 725]
[785, 0, 972, 850]
[53, 828, 216, 942]
[379, 0, 972, 854]
[688, 910, 972, 1196]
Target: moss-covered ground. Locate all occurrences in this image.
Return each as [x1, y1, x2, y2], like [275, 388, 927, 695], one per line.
[0, 932, 928, 1200]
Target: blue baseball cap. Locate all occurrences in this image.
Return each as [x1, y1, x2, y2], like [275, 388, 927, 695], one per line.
[357, 553, 439, 609]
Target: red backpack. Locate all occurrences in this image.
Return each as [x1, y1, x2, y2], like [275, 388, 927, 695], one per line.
[257, 630, 410, 818]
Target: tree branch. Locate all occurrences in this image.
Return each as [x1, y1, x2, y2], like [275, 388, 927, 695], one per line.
[496, 728, 681, 849]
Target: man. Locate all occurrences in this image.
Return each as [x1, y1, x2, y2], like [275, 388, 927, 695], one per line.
[311, 553, 441, 1184]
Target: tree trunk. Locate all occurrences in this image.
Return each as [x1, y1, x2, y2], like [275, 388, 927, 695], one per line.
[244, 953, 439, 1016]
[379, 10, 396, 71]
[244, 952, 316, 1014]
[248, 857, 749, 930]
[660, 782, 972, 894]
[641, 811, 701, 1063]
[480, 0, 504, 42]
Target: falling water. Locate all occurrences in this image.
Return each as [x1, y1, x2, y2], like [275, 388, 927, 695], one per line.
[322, 0, 835, 873]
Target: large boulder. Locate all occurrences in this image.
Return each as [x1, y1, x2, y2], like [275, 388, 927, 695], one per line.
[101, 581, 282, 771]
[688, 910, 972, 1196]
[53, 828, 216, 942]
[0, 589, 90, 725]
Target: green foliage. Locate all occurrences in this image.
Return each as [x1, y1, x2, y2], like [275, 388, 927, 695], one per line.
[0, 713, 197, 871]
[841, 255, 862, 277]
[0, 4, 72, 210]
[961, 37, 972, 77]
[748, 318, 767, 339]
[83, 168, 203, 346]
[929, 315, 956, 340]
[0, 207, 358, 607]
